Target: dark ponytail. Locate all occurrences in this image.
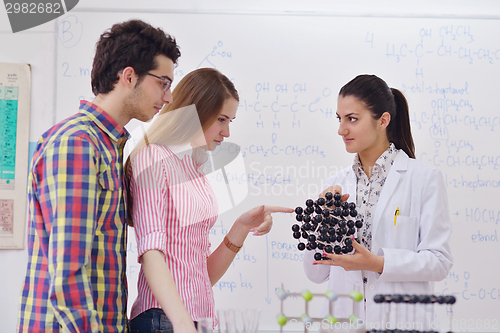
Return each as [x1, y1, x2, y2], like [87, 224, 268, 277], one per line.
[389, 88, 415, 158]
[339, 74, 415, 158]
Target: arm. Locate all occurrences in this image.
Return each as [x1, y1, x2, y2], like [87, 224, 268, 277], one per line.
[130, 147, 197, 333]
[207, 219, 249, 285]
[141, 251, 197, 333]
[378, 168, 453, 282]
[42, 137, 101, 332]
[207, 205, 293, 285]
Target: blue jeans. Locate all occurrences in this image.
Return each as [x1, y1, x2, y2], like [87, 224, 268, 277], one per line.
[129, 308, 198, 333]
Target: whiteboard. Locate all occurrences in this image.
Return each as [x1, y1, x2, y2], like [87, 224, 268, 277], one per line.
[56, 12, 500, 332]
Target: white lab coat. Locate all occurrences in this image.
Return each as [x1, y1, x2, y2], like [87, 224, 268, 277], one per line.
[303, 150, 453, 331]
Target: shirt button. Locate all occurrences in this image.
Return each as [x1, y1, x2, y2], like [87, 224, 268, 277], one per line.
[369, 285, 375, 290]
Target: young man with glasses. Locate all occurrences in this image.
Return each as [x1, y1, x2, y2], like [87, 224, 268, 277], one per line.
[17, 19, 180, 333]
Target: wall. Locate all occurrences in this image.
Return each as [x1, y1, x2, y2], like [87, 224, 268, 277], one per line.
[0, 11, 56, 333]
[1, 1, 500, 332]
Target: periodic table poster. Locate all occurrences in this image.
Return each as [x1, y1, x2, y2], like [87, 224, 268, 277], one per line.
[0, 63, 30, 249]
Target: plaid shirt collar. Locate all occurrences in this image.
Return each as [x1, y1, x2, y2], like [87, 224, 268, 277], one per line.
[79, 100, 131, 144]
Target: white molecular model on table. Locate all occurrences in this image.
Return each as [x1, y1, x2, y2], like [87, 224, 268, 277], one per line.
[276, 284, 363, 333]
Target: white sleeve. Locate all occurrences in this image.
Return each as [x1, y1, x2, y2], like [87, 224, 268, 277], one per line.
[303, 250, 331, 284]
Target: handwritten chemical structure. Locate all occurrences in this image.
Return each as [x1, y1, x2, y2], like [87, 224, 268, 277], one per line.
[241, 82, 335, 130]
[366, 25, 499, 83]
[197, 40, 233, 69]
[240, 144, 326, 159]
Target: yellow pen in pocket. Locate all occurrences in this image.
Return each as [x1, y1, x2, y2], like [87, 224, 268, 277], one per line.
[394, 207, 400, 226]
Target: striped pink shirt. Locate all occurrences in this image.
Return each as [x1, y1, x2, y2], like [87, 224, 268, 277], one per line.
[128, 144, 218, 322]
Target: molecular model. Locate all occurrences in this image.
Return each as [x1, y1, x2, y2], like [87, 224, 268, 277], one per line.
[292, 192, 362, 260]
[369, 294, 457, 333]
[276, 284, 363, 333]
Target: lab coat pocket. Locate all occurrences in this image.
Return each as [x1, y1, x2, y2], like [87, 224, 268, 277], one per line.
[392, 215, 418, 250]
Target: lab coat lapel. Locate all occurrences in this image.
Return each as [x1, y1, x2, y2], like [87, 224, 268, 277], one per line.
[370, 151, 409, 245]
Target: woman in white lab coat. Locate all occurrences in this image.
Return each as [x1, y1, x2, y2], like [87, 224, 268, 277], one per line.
[303, 74, 453, 331]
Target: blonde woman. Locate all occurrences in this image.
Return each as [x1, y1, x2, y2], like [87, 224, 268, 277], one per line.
[126, 68, 292, 333]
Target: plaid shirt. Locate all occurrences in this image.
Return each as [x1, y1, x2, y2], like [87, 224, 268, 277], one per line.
[18, 101, 130, 333]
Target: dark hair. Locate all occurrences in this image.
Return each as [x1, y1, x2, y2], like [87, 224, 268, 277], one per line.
[91, 19, 181, 95]
[339, 74, 415, 158]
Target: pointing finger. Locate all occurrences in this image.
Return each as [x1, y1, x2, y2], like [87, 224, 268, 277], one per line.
[263, 206, 294, 214]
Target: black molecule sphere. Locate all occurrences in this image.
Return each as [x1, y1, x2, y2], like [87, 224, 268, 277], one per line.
[292, 195, 361, 260]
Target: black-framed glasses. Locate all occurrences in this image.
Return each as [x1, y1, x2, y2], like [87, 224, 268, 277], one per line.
[145, 72, 172, 94]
